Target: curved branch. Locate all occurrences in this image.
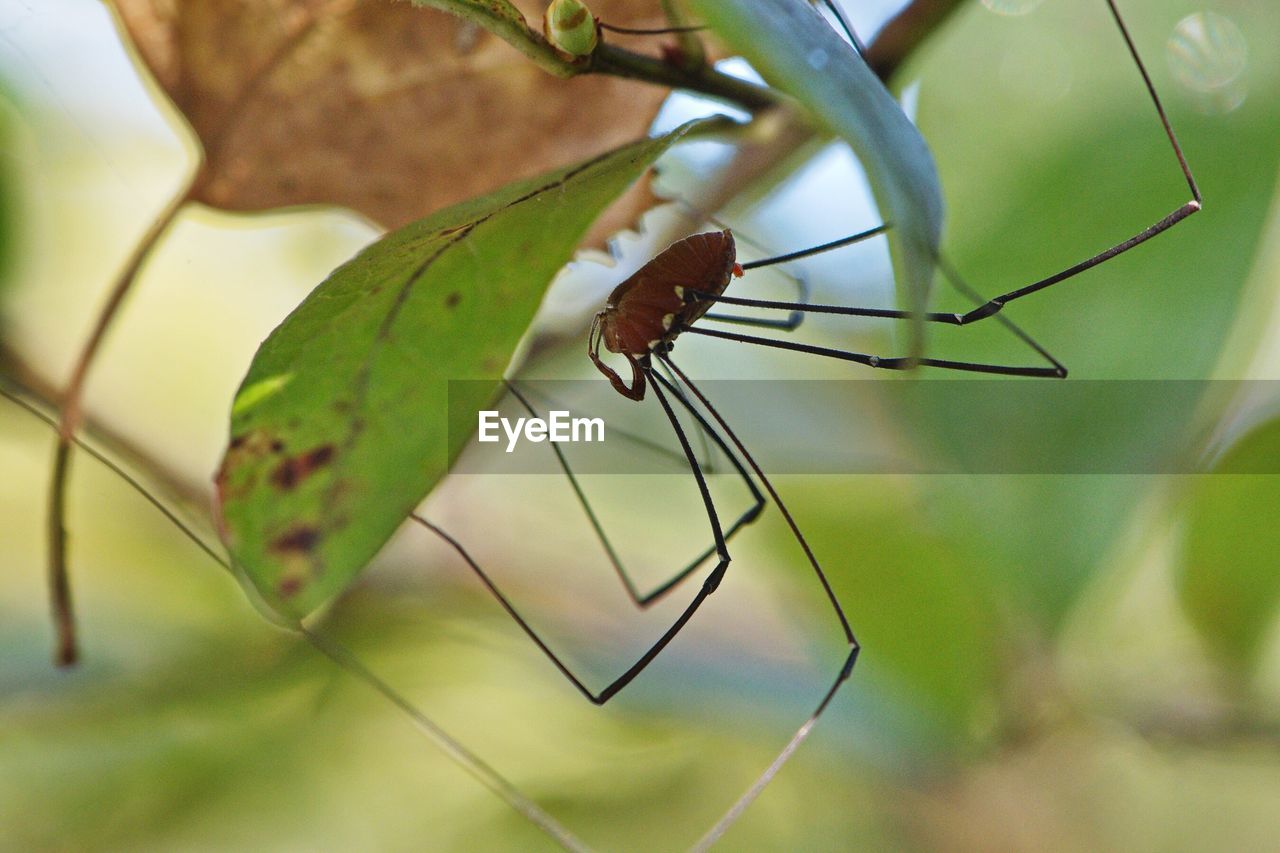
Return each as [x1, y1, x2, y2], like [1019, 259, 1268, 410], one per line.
[590, 42, 776, 110]
[47, 175, 195, 666]
[864, 0, 966, 82]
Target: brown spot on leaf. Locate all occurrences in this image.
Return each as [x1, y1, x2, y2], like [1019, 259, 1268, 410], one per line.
[216, 428, 283, 503]
[271, 525, 320, 554]
[445, 291, 461, 309]
[277, 574, 307, 599]
[270, 445, 337, 490]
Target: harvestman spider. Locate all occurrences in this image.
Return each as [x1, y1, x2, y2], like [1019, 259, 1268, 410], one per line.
[0, 0, 1202, 845]
[0, 1, 1211, 852]
[407, 0, 1203, 838]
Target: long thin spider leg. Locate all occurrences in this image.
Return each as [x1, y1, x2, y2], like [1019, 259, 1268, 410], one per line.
[687, 285, 1061, 375]
[299, 627, 590, 853]
[511, 380, 688, 468]
[657, 365, 768, 537]
[689, 256, 1068, 375]
[688, 205, 1069, 368]
[703, 224, 888, 331]
[936, 256, 1068, 377]
[0, 387, 586, 852]
[683, 324, 1065, 377]
[656, 356, 859, 850]
[817, 0, 867, 59]
[930, 0, 1202, 326]
[1109, 0, 1201, 205]
[704, 0, 1199, 338]
[738, 223, 890, 272]
[412, 364, 737, 706]
[597, 22, 707, 35]
[702, 222, 887, 330]
[701, 311, 807, 331]
[692, 289, 963, 324]
[2, 387, 229, 570]
[653, 359, 854, 644]
[655, 357, 717, 473]
[652, 359, 772, 574]
[602, 1, 864, 54]
[502, 379, 761, 609]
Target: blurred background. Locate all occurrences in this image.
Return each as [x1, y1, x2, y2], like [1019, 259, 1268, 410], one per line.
[2, 0, 1279, 849]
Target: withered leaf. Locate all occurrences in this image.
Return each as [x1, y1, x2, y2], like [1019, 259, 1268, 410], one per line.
[112, 0, 675, 231]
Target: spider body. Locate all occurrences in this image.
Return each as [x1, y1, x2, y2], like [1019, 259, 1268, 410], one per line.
[589, 229, 742, 400]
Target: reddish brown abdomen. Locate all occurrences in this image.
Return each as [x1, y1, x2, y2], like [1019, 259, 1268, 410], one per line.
[602, 230, 737, 356]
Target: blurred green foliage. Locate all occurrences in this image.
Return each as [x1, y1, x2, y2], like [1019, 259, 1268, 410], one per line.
[1179, 417, 1280, 679]
[0, 88, 16, 306]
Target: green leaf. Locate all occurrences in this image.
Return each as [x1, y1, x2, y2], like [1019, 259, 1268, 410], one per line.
[215, 122, 708, 618]
[687, 0, 943, 351]
[1178, 418, 1280, 676]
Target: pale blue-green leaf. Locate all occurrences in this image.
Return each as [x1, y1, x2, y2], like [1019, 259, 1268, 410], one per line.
[688, 0, 943, 351]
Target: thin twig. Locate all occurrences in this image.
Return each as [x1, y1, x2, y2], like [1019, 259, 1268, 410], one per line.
[863, 0, 967, 82]
[301, 628, 590, 852]
[598, 22, 706, 36]
[594, 0, 968, 110]
[47, 175, 196, 666]
[590, 42, 775, 110]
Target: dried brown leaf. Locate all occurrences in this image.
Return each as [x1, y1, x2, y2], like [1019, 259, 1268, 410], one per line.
[112, 0, 675, 231]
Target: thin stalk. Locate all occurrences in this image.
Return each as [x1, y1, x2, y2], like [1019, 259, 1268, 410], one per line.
[590, 42, 775, 110]
[421, 0, 961, 114]
[47, 175, 195, 666]
[863, 0, 966, 82]
[301, 627, 589, 852]
[593, 0, 967, 110]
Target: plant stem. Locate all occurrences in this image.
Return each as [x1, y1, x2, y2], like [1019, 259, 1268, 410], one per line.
[591, 0, 967, 110]
[864, 0, 967, 82]
[301, 627, 589, 852]
[590, 42, 775, 110]
[420, 0, 959, 115]
[418, 1, 773, 109]
[47, 175, 195, 667]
